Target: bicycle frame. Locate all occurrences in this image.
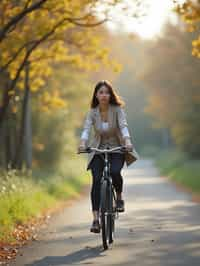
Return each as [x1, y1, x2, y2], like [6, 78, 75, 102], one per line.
[100, 152, 118, 217]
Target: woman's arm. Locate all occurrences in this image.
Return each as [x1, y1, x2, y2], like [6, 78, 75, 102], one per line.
[80, 110, 93, 141]
[116, 106, 133, 150]
[116, 106, 131, 138]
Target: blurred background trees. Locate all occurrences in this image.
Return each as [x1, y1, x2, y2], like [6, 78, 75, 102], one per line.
[0, 0, 200, 172]
[0, 0, 122, 170]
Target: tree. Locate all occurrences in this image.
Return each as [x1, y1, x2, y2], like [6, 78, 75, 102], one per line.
[175, 0, 200, 57]
[0, 0, 124, 169]
[137, 23, 200, 158]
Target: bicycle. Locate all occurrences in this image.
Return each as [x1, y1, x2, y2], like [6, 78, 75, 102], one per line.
[78, 145, 127, 250]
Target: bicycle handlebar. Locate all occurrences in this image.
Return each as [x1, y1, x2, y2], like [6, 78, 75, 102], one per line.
[78, 146, 128, 154]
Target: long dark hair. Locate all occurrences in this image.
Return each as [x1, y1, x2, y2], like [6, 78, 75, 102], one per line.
[90, 80, 125, 108]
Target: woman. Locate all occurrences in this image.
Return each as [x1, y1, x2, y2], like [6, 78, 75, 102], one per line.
[78, 80, 139, 233]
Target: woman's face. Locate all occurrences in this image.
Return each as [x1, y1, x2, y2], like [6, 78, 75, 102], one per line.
[96, 85, 110, 105]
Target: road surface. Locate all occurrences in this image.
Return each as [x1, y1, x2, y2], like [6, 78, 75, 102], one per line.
[11, 159, 200, 266]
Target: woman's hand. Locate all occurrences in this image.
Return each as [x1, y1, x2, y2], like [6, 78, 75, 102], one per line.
[78, 139, 87, 153]
[124, 137, 133, 152]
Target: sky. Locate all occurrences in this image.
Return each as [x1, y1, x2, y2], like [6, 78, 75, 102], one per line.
[96, 0, 186, 39]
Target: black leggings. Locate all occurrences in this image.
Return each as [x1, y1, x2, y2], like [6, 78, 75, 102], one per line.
[89, 153, 125, 211]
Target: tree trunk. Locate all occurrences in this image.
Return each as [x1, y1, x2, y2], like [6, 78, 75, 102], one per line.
[24, 64, 32, 169]
[12, 62, 32, 169]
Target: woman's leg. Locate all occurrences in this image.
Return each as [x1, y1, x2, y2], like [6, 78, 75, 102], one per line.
[110, 153, 125, 200]
[89, 154, 104, 220]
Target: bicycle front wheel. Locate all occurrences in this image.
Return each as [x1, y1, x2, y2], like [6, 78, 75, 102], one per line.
[108, 185, 115, 244]
[100, 179, 110, 250]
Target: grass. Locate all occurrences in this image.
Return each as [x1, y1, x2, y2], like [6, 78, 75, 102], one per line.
[155, 148, 200, 194]
[0, 156, 90, 242]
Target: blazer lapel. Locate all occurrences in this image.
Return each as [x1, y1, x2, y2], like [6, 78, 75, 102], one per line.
[95, 105, 102, 131]
[108, 104, 113, 128]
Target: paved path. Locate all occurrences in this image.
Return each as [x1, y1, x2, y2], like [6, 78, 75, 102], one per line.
[11, 159, 200, 266]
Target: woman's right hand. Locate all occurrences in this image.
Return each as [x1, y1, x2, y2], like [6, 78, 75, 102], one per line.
[124, 137, 133, 152]
[78, 139, 87, 153]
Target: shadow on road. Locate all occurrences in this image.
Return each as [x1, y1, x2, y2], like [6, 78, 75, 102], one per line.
[25, 246, 105, 266]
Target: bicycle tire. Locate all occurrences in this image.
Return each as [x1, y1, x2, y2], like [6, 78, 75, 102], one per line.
[100, 179, 109, 250]
[112, 186, 117, 233]
[108, 184, 114, 244]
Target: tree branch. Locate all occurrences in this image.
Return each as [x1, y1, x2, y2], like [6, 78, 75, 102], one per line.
[0, 0, 47, 42]
[0, 40, 36, 73]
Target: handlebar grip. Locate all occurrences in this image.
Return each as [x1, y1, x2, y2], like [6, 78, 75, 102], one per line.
[77, 147, 91, 154]
[120, 146, 127, 152]
[86, 147, 91, 153]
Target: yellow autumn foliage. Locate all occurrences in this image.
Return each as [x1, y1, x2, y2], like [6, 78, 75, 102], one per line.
[175, 0, 200, 58]
[0, 0, 121, 112]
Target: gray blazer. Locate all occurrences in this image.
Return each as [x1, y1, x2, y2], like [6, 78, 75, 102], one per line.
[80, 104, 139, 170]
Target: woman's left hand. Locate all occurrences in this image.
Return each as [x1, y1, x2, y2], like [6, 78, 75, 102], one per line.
[125, 138, 133, 151]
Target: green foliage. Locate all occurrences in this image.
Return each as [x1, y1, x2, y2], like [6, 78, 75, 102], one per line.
[155, 149, 200, 193]
[155, 148, 188, 175]
[0, 156, 89, 241]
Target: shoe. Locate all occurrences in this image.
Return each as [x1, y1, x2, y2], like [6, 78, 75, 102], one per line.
[90, 220, 100, 233]
[116, 199, 125, 212]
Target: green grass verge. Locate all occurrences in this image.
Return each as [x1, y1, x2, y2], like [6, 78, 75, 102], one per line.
[0, 156, 90, 242]
[155, 148, 200, 194]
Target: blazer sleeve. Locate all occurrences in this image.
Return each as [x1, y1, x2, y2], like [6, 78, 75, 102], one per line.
[116, 106, 131, 139]
[80, 109, 93, 141]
